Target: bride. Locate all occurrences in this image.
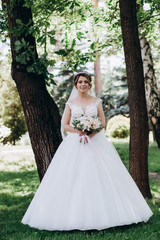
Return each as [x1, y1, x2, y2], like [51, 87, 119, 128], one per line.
[21, 72, 153, 231]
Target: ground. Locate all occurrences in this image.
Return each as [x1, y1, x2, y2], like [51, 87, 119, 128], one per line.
[0, 140, 160, 240]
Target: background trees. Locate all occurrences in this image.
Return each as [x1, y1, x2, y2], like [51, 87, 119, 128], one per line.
[0, 76, 27, 145]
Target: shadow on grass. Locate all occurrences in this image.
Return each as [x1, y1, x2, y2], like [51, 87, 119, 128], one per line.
[0, 169, 38, 183]
[0, 170, 39, 197]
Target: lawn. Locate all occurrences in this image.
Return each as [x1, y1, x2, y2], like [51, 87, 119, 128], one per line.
[0, 141, 160, 240]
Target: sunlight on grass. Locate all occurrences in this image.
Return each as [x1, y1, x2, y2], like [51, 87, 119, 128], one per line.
[0, 146, 35, 172]
[150, 179, 160, 199]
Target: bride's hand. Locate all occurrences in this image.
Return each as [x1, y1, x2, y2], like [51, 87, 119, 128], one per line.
[79, 132, 88, 144]
[78, 130, 87, 136]
[88, 132, 96, 138]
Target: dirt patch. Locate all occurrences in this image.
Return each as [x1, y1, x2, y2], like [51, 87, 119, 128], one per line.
[149, 172, 160, 180]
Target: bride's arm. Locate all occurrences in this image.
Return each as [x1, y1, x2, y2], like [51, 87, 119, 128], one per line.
[89, 101, 106, 138]
[98, 101, 106, 128]
[62, 104, 84, 135]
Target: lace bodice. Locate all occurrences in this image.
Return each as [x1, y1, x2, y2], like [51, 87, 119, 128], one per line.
[66, 98, 102, 125]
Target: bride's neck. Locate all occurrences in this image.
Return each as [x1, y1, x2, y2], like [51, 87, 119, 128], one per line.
[78, 92, 88, 99]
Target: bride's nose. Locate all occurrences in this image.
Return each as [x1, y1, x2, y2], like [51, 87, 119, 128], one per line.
[82, 81, 87, 85]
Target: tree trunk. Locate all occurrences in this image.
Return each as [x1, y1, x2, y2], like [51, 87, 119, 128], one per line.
[119, 0, 152, 198]
[2, 0, 62, 181]
[93, 0, 102, 97]
[140, 35, 160, 148]
[94, 54, 102, 97]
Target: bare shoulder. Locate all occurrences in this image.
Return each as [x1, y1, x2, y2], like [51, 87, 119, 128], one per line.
[89, 96, 97, 101]
[88, 96, 101, 103]
[90, 96, 102, 104]
[68, 97, 79, 104]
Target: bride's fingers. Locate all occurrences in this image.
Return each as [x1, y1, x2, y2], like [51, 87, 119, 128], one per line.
[79, 131, 86, 136]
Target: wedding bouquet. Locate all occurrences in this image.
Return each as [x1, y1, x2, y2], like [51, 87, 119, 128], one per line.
[72, 114, 103, 135]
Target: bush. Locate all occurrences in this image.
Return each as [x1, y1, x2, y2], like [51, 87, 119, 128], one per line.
[106, 115, 130, 138]
[0, 78, 27, 145]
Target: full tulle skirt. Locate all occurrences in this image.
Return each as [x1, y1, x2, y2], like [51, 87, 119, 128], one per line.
[21, 132, 153, 231]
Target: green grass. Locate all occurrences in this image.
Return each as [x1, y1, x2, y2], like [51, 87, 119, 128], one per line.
[112, 141, 160, 172]
[0, 142, 160, 240]
[148, 142, 160, 173]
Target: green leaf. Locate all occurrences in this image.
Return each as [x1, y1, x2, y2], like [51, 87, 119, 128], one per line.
[14, 40, 22, 52]
[76, 50, 81, 55]
[49, 36, 57, 45]
[27, 65, 34, 73]
[76, 31, 84, 40]
[90, 42, 95, 50]
[48, 30, 56, 35]
[55, 49, 68, 56]
[16, 55, 26, 65]
[16, 19, 22, 25]
[71, 39, 76, 49]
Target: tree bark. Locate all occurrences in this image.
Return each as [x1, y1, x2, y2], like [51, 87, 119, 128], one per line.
[93, 0, 102, 97]
[119, 0, 152, 198]
[94, 53, 102, 96]
[2, 0, 62, 181]
[140, 35, 160, 148]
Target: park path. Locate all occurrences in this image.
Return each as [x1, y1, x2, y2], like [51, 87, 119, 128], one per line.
[0, 148, 33, 153]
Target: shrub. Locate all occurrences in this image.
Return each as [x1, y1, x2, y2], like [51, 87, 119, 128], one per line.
[106, 115, 130, 138]
[0, 78, 27, 145]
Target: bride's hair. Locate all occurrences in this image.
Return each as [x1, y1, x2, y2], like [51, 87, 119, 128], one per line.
[74, 72, 92, 87]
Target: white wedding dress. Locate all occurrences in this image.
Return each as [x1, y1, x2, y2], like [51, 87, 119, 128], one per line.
[22, 99, 153, 231]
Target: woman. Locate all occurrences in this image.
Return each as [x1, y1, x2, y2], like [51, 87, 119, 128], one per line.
[22, 72, 153, 231]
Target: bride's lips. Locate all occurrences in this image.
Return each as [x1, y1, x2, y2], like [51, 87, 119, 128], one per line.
[80, 87, 87, 90]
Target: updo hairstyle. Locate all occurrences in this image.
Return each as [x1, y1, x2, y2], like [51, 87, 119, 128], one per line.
[74, 72, 92, 88]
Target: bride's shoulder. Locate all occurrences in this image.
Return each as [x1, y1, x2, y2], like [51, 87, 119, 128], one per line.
[90, 96, 102, 103]
[65, 97, 78, 107]
[67, 97, 78, 105]
[90, 96, 100, 101]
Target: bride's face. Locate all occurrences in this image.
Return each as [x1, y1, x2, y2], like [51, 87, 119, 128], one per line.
[76, 76, 91, 93]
